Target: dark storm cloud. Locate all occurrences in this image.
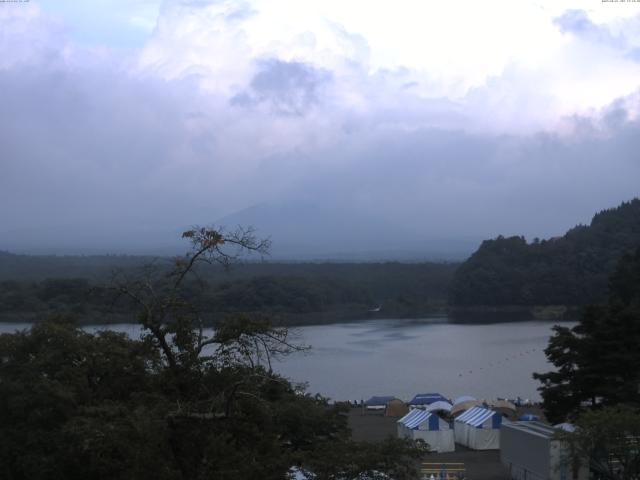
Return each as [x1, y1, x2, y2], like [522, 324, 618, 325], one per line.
[230, 59, 332, 115]
[0, 65, 223, 249]
[1, 59, 639, 255]
[223, 88, 640, 257]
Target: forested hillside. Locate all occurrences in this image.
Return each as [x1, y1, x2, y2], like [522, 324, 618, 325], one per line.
[450, 199, 640, 307]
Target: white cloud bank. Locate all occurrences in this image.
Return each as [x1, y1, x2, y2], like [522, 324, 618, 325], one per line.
[1, 1, 639, 256]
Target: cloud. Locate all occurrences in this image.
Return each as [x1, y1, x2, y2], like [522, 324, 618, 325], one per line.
[554, 9, 620, 44]
[0, 4, 69, 69]
[554, 9, 640, 61]
[1, 2, 640, 256]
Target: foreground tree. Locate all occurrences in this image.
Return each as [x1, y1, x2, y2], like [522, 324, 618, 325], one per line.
[558, 406, 640, 480]
[0, 227, 427, 479]
[534, 247, 640, 423]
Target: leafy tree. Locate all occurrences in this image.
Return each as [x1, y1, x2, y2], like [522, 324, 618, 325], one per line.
[558, 406, 640, 480]
[534, 247, 640, 423]
[0, 227, 426, 479]
[0, 317, 173, 480]
[298, 436, 428, 480]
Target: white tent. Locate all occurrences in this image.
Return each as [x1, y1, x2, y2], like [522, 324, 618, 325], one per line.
[397, 409, 455, 453]
[453, 395, 477, 405]
[454, 406, 501, 450]
[426, 400, 453, 413]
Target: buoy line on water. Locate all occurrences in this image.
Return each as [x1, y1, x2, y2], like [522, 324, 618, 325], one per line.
[456, 347, 539, 377]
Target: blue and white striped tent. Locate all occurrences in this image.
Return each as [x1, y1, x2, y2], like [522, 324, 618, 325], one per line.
[456, 406, 502, 428]
[397, 409, 455, 452]
[454, 407, 502, 450]
[398, 409, 440, 430]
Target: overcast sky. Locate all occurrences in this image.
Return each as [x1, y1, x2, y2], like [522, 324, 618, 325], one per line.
[1, 0, 639, 257]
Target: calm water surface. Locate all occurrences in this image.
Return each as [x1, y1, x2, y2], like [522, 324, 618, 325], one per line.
[0, 318, 566, 402]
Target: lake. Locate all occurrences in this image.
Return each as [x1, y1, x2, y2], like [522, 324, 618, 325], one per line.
[0, 318, 565, 403]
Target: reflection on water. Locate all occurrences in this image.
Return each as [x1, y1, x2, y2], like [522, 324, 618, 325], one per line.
[0, 318, 568, 402]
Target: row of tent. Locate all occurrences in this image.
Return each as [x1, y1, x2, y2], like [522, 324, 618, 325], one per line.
[365, 393, 479, 408]
[397, 406, 501, 452]
[397, 413, 588, 480]
[294, 419, 586, 480]
[366, 393, 585, 479]
[364, 393, 524, 418]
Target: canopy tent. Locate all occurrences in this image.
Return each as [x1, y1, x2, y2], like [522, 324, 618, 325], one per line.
[451, 399, 482, 416]
[453, 395, 477, 405]
[454, 406, 501, 450]
[407, 393, 448, 406]
[397, 409, 455, 452]
[490, 399, 518, 420]
[384, 399, 409, 417]
[364, 396, 396, 410]
[426, 400, 453, 413]
[490, 399, 516, 411]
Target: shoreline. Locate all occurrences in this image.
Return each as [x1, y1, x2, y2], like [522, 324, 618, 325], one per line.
[0, 306, 579, 328]
[0, 303, 581, 328]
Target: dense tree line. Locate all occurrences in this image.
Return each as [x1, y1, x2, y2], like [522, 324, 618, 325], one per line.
[0, 260, 456, 325]
[450, 198, 640, 307]
[0, 251, 151, 281]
